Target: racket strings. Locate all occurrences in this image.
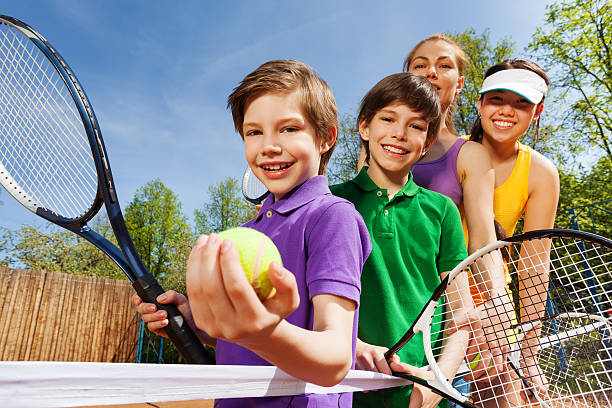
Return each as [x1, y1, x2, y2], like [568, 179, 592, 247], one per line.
[242, 167, 268, 204]
[429, 235, 612, 407]
[0, 21, 98, 220]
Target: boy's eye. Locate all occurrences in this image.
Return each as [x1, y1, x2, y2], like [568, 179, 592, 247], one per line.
[282, 126, 299, 133]
[411, 123, 426, 131]
[381, 116, 393, 122]
[244, 129, 261, 137]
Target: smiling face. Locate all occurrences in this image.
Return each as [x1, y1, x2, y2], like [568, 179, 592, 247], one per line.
[242, 90, 333, 201]
[360, 102, 431, 188]
[406, 40, 465, 112]
[477, 89, 542, 146]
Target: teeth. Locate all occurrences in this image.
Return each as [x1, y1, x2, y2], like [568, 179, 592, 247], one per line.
[493, 120, 514, 128]
[262, 163, 291, 171]
[383, 145, 407, 154]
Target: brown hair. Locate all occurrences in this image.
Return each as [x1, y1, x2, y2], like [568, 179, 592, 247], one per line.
[358, 72, 442, 163]
[470, 59, 550, 144]
[402, 34, 469, 135]
[227, 60, 338, 175]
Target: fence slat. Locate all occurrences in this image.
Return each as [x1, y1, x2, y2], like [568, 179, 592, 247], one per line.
[0, 269, 137, 362]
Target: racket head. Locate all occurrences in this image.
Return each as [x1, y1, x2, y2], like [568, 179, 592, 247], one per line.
[389, 229, 612, 406]
[242, 166, 269, 205]
[0, 14, 110, 227]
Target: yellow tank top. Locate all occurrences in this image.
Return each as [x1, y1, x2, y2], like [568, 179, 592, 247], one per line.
[462, 140, 530, 304]
[459, 139, 531, 241]
[493, 142, 531, 236]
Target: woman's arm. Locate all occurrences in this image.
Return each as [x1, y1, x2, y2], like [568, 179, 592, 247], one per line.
[457, 141, 497, 254]
[523, 151, 560, 233]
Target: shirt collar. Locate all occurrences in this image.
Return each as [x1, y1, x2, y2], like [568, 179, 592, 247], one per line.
[350, 167, 420, 197]
[256, 175, 331, 217]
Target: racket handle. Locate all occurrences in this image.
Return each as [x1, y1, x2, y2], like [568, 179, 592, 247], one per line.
[134, 275, 215, 365]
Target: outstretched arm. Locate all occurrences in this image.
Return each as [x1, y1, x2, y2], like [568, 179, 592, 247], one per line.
[186, 234, 356, 387]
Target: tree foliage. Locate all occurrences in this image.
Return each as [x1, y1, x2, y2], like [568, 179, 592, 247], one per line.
[194, 176, 257, 235]
[327, 114, 362, 185]
[556, 156, 612, 237]
[124, 179, 193, 289]
[446, 28, 515, 137]
[529, 0, 612, 163]
[0, 216, 123, 279]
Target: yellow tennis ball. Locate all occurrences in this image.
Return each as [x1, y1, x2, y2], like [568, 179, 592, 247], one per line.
[218, 227, 281, 301]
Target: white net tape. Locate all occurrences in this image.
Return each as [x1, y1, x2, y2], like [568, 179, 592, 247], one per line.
[0, 20, 98, 220]
[0, 362, 410, 407]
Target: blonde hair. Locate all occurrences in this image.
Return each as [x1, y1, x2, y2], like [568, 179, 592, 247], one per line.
[402, 34, 469, 135]
[227, 60, 338, 175]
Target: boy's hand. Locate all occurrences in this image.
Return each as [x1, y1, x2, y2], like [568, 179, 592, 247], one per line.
[389, 360, 442, 408]
[131, 290, 207, 343]
[355, 339, 395, 374]
[186, 234, 300, 348]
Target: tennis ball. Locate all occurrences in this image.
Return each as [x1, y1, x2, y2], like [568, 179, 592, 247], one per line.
[218, 227, 281, 301]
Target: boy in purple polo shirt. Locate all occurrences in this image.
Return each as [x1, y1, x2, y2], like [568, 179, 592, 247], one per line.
[133, 60, 371, 408]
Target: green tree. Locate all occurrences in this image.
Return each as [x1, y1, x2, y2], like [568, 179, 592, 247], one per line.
[446, 28, 515, 137]
[194, 176, 257, 235]
[0, 216, 123, 279]
[327, 114, 362, 185]
[124, 179, 193, 288]
[557, 156, 611, 236]
[529, 0, 612, 162]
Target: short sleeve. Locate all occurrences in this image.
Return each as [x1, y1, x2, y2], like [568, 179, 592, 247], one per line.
[437, 199, 468, 273]
[304, 201, 371, 305]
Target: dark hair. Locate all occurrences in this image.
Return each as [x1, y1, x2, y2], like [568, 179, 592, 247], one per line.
[358, 72, 442, 163]
[227, 60, 338, 175]
[470, 59, 550, 144]
[402, 33, 469, 135]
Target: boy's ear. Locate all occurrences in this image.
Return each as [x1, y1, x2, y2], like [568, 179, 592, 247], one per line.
[422, 136, 435, 155]
[358, 120, 369, 142]
[320, 125, 338, 154]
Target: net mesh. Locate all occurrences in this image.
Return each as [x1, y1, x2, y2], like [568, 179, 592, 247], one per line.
[423, 233, 612, 407]
[0, 19, 98, 221]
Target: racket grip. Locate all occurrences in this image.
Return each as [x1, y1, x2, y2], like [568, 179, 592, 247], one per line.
[134, 275, 215, 365]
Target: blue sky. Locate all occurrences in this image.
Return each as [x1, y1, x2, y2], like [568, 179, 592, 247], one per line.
[1, 0, 550, 231]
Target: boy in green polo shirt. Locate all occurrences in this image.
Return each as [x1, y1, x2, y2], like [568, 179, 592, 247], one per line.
[331, 73, 469, 408]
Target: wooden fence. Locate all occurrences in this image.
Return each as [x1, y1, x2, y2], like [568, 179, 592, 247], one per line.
[0, 267, 138, 362]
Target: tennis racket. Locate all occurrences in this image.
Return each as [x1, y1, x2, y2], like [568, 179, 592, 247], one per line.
[384, 229, 612, 407]
[242, 166, 269, 205]
[0, 15, 213, 364]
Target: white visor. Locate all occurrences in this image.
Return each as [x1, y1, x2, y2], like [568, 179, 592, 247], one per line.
[479, 69, 548, 104]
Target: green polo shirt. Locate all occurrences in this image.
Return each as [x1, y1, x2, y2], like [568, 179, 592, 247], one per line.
[331, 168, 467, 408]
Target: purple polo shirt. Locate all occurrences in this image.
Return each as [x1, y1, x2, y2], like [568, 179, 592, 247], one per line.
[216, 175, 371, 408]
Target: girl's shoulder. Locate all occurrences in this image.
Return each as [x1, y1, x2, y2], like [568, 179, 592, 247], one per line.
[456, 138, 493, 175]
[527, 147, 559, 191]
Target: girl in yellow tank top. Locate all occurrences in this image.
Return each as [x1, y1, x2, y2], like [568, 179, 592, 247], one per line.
[469, 59, 560, 406]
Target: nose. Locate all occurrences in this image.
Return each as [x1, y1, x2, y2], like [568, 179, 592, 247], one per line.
[260, 132, 282, 156]
[391, 123, 407, 140]
[498, 102, 514, 116]
[425, 65, 437, 79]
